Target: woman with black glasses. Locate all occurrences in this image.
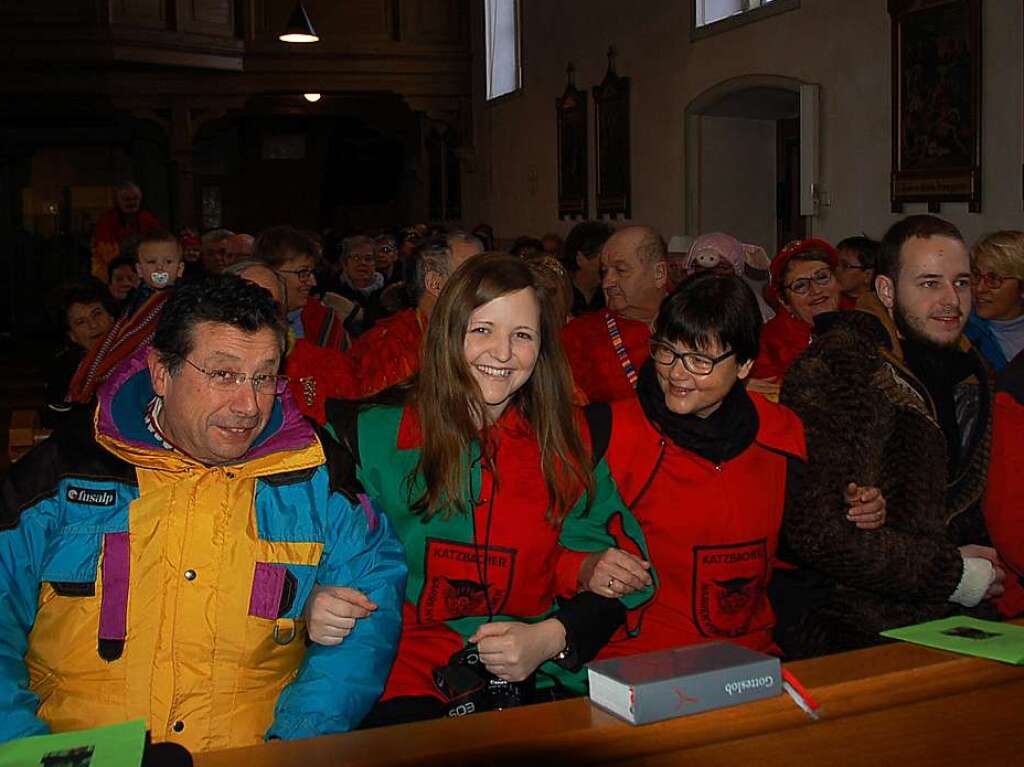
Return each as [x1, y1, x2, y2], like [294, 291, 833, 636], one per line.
[576, 273, 885, 659]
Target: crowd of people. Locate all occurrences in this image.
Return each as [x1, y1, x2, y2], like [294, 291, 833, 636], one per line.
[2, 183, 1023, 754]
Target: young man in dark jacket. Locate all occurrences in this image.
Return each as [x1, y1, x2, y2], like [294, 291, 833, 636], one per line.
[774, 215, 1004, 659]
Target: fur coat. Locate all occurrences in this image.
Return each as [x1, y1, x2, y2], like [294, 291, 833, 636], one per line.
[773, 297, 994, 658]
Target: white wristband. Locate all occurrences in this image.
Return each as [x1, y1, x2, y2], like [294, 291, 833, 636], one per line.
[949, 556, 995, 607]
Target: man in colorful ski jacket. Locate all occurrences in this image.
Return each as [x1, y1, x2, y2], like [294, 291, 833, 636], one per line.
[0, 275, 406, 753]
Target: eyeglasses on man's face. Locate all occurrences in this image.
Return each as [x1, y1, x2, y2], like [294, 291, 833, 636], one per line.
[279, 268, 316, 283]
[183, 358, 289, 395]
[972, 270, 1017, 290]
[785, 267, 835, 295]
[650, 340, 736, 376]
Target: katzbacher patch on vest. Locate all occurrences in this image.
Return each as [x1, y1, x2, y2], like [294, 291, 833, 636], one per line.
[66, 486, 117, 506]
[692, 540, 768, 638]
[418, 538, 516, 623]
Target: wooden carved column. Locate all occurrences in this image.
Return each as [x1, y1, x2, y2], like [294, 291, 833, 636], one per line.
[171, 98, 197, 229]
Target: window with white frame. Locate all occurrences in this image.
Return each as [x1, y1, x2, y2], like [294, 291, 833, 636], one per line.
[695, 0, 778, 28]
[485, 0, 521, 101]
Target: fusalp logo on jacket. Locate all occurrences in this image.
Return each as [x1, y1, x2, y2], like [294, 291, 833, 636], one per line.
[66, 486, 117, 507]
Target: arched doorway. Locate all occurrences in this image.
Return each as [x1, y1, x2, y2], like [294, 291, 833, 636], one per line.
[685, 75, 817, 253]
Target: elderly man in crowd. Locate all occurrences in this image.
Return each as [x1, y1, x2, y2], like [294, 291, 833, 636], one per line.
[91, 180, 163, 281]
[287, 232, 483, 422]
[0, 275, 406, 752]
[773, 215, 1004, 659]
[200, 228, 235, 275]
[562, 225, 668, 403]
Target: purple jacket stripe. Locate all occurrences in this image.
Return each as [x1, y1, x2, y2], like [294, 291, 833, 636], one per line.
[99, 532, 130, 641]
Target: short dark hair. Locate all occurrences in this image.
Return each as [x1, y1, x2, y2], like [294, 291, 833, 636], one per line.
[153, 275, 286, 375]
[653, 272, 761, 365]
[563, 221, 614, 273]
[137, 230, 180, 258]
[108, 254, 136, 282]
[252, 226, 317, 269]
[836, 236, 880, 272]
[62, 283, 114, 331]
[877, 215, 964, 282]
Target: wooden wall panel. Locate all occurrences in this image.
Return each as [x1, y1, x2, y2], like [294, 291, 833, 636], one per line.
[404, 0, 464, 44]
[110, 0, 167, 28]
[0, 0, 98, 24]
[178, 0, 235, 36]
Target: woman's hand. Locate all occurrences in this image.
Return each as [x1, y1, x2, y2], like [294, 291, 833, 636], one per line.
[304, 585, 377, 646]
[469, 619, 566, 682]
[578, 547, 652, 598]
[844, 483, 887, 530]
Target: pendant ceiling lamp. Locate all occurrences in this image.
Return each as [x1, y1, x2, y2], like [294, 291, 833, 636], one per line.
[279, 2, 319, 44]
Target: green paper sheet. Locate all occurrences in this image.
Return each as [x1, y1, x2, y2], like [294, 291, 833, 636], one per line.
[881, 616, 1024, 664]
[0, 719, 146, 767]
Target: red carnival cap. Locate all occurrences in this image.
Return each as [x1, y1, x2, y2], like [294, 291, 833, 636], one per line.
[769, 238, 839, 288]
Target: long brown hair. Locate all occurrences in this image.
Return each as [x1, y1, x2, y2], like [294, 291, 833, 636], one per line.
[413, 251, 593, 524]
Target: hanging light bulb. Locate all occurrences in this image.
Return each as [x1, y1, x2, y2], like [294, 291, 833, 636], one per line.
[303, 93, 322, 103]
[279, 2, 319, 43]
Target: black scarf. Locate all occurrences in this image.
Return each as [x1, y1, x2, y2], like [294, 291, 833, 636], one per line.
[636, 360, 759, 465]
[901, 338, 975, 476]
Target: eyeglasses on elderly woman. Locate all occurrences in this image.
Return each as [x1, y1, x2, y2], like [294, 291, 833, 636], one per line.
[784, 267, 834, 295]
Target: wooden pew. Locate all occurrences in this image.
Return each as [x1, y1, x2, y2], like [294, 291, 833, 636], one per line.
[8, 409, 50, 464]
[195, 638, 1024, 766]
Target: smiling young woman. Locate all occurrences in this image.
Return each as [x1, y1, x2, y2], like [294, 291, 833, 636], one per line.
[313, 252, 654, 726]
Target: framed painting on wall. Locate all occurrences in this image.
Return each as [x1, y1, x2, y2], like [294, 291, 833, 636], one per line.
[890, 0, 982, 212]
[556, 64, 588, 219]
[593, 47, 631, 219]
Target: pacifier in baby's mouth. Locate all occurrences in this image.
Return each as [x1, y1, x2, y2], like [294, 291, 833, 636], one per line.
[151, 272, 170, 287]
